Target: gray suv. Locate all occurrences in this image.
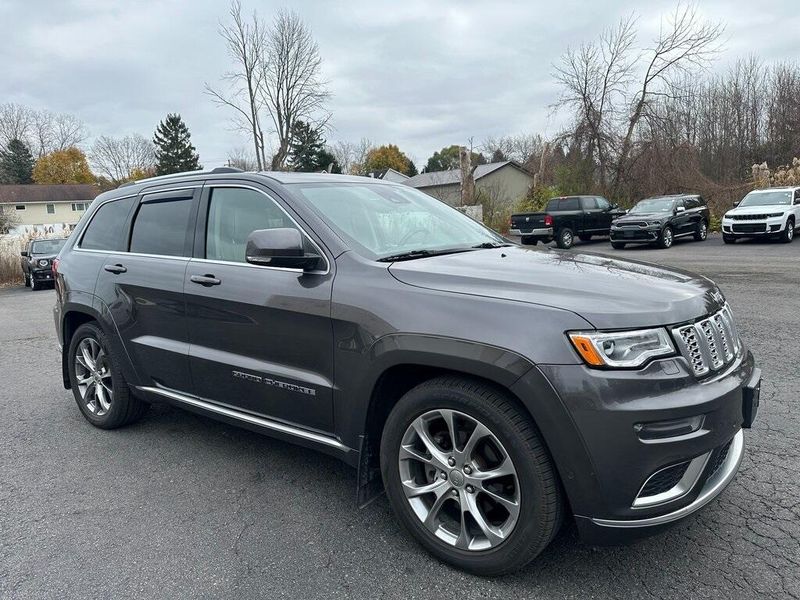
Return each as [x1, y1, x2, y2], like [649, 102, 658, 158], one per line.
[52, 168, 761, 575]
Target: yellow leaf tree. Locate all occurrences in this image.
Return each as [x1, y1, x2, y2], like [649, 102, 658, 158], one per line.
[33, 147, 95, 184]
[363, 144, 417, 176]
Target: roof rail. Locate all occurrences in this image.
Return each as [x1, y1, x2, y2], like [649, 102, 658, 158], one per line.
[118, 166, 245, 189]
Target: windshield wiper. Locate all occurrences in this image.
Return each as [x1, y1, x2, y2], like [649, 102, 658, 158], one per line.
[377, 248, 475, 263]
[471, 242, 512, 249]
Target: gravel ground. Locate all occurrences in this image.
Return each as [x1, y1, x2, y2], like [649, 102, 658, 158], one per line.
[1, 234, 798, 599]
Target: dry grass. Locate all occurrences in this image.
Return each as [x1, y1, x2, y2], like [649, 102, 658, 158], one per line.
[0, 237, 24, 286]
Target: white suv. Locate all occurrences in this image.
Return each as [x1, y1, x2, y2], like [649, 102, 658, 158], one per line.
[722, 187, 800, 244]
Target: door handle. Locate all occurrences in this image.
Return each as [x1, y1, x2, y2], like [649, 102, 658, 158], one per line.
[190, 274, 221, 286]
[104, 264, 127, 274]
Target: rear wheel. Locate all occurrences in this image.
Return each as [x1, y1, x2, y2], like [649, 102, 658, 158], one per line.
[23, 272, 30, 287]
[694, 220, 708, 241]
[611, 242, 626, 250]
[780, 218, 795, 243]
[67, 322, 147, 429]
[380, 376, 562, 576]
[657, 225, 674, 249]
[556, 228, 574, 249]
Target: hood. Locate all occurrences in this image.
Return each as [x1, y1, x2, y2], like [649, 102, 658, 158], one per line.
[388, 246, 724, 329]
[726, 204, 788, 216]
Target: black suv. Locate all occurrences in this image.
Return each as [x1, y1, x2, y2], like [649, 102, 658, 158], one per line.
[53, 170, 760, 575]
[610, 194, 710, 249]
[21, 237, 67, 290]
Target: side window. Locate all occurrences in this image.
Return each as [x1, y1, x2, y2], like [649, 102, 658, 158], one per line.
[129, 197, 194, 256]
[561, 198, 580, 211]
[581, 197, 598, 210]
[205, 187, 303, 263]
[795, 190, 800, 204]
[545, 199, 558, 212]
[80, 197, 135, 251]
[596, 197, 611, 210]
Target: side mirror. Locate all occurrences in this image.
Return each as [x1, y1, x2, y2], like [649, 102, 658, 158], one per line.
[20, 251, 28, 257]
[245, 228, 322, 271]
[732, 201, 739, 208]
[676, 206, 686, 213]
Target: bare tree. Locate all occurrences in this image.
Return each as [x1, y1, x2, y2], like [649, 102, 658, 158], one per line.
[90, 134, 156, 184]
[206, 0, 267, 169]
[0, 103, 33, 149]
[330, 138, 373, 174]
[260, 10, 330, 170]
[227, 145, 259, 171]
[29, 110, 88, 157]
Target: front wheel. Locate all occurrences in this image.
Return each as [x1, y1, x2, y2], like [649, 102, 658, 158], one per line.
[658, 225, 674, 249]
[67, 322, 147, 429]
[780, 219, 795, 243]
[30, 276, 38, 291]
[556, 227, 574, 249]
[380, 376, 563, 576]
[694, 220, 708, 241]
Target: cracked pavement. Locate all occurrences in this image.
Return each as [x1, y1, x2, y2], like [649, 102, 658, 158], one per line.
[1, 234, 798, 599]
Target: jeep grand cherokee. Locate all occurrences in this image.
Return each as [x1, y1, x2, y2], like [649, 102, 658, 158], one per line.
[52, 168, 761, 575]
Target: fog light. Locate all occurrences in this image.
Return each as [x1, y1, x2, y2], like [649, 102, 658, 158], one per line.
[634, 415, 704, 441]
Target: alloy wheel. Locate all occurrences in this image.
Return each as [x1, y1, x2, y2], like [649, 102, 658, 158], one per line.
[398, 409, 520, 551]
[789, 224, 794, 241]
[663, 228, 673, 247]
[700, 222, 707, 239]
[74, 337, 113, 416]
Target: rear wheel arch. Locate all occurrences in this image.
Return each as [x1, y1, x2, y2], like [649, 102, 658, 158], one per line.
[61, 309, 100, 389]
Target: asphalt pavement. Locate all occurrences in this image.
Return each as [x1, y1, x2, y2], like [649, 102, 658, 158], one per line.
[1, 234, 798, 599]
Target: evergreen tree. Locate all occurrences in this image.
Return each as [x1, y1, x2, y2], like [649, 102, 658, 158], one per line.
[153, 113, 201, 176]
[288, 120, 324, 172]
[316, 148, 342, 173]
[0, 138, 35, 184]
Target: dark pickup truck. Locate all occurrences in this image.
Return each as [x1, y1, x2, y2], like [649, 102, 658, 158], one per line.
[510, 195, 624, 249]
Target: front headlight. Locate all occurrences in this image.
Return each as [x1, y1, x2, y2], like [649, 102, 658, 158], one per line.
[723, 212, 732, 219]
[647, 221, 662, 227]
[37, 259, 49, 268]
[568, 328, 675, 368]
[767, 212, 784, 218]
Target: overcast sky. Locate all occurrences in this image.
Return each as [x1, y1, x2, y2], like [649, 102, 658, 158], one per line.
[1, 0, 798, 169]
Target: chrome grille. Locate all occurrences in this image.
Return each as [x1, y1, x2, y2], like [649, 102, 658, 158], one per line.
[672, 306, 740, 377]
[729, 213, 768, 221]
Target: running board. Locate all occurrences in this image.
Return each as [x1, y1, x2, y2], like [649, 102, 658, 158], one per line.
[137, 385, 349, 452]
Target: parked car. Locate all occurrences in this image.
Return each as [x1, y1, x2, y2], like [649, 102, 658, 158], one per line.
[610, 194, 710, 249]
[20, 237, 67, 290]
[721, 187, 800, 244]
[53, 169, 760, 576]
[509, 195, 624, 249]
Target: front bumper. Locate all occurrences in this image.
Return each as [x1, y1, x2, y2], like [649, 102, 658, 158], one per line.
[610, 226, 660, 242]
[722, 218, 784, 236]
[509, 227, 553, 237]
[534, 348, 757, 543]
[31, 268, 55, 282]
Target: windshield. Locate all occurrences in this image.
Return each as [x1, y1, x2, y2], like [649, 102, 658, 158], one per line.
[739, 190, 792, 207]
[291, 182, 505, 260]
[629, 198, 676, 214]
[31, 239, 66, 254]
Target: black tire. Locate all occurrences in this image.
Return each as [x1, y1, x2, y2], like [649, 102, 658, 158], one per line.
[780, 218, 795, 243]
[30, 276, 38, 291]
[657, 225, 674, 249]
[610, 242, 626, 250]
[67, 322, 147, 429]
[694, 220, 708, 242]
[578, 234, 592, 242]
[380, 376, 563, 576]
[23, 272, 30, 287]
[723, 234, 736, 244]
[520, 236, 538, 246]
[556, 227, 574, 249]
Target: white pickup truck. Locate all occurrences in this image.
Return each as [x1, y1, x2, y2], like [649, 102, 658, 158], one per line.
[722, 187, 800, 244]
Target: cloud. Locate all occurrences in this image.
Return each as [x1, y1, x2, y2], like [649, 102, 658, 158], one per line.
[1, 0, 797, 168]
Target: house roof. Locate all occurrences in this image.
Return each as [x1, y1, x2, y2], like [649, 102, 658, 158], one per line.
[0, 184, 101, 204]
[403, 161, 529, 188]
[366, 168, 409, 181]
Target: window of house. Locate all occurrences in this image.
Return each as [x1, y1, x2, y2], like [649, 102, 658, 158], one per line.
[46, 204, 55, 214]
[80, 197, 136, 251]
[129, 197, 194, 256]
[15, 205, 25, 211]
[205, 187, 301, 263]
[71, 203, 87, 211]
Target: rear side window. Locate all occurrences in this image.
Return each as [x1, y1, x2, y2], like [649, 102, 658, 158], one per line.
[205, 187, 304, 263]
[80, 197, 135, 251]
[129, 198, 194, 256]
[545, 199, 558, 212]
[560, 198, 580, 211]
